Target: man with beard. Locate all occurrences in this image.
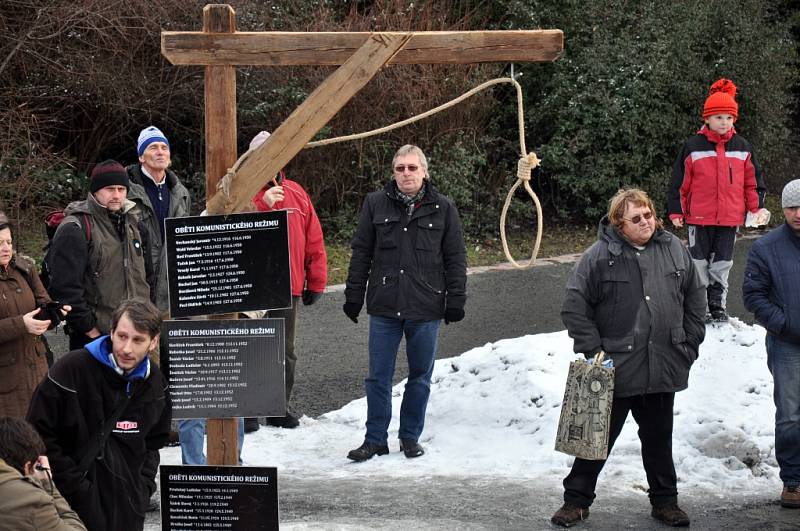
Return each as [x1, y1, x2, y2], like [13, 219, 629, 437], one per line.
[47, 160, 152, 350]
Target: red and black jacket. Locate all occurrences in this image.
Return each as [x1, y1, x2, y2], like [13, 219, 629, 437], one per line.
[667, 126, 766, 226]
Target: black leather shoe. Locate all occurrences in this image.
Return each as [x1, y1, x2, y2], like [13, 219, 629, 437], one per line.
[399, 438, 425, 458]
[244, 417, 261, 433]
[266, 413, 300, 429]
[347, 442, 389, 462]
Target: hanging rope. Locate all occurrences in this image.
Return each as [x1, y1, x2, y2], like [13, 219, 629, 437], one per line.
[218, 76, 542, 267]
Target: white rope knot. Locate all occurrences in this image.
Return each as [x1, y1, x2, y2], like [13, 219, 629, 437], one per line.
[516, 152, 540, 181]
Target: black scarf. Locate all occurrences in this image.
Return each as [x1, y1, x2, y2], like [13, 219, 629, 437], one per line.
[392, 181, 427, 217]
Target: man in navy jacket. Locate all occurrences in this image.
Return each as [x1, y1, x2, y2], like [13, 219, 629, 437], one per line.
[743, 178, 800, 509]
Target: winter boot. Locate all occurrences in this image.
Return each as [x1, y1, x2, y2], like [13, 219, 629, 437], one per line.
[347, 441, 389, 462]
[651, 503, 690, 527]
[781, 486, 800, 508]
[551, 503, 589, 527]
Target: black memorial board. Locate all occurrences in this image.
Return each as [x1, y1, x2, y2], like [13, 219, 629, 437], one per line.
[165, 211, 291, 318]
[160, 465, 278, 530]
[163, 319, 286, 419]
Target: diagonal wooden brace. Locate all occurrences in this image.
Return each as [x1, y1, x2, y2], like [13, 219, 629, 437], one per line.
[205, 31, 412, 216]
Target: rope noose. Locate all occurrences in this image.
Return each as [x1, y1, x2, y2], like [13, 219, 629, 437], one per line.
[217, 77, 543, 266]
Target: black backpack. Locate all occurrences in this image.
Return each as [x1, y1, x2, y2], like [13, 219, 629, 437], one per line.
[41, 210, 92, 290]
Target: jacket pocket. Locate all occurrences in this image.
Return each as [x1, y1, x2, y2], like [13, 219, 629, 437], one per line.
[372, 215, 400, 249]
[601, 335, 634, 354]
[0, 351, 19, 393]
[415, 217, 444, 251]
[664, 267, 687, 307]
[366, 272, 397, 313]
[671, 326, 696, 364]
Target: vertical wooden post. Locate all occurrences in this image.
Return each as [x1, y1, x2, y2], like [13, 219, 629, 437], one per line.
[203, 3, 240, 466]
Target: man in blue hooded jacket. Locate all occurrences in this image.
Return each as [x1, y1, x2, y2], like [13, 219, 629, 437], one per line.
[26, 299, 171, 531]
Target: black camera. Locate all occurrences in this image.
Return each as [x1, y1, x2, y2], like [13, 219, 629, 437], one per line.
[35, 301, 63, 330]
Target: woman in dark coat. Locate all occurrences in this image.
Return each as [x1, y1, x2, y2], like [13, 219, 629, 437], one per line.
[0, 219, 68, 418]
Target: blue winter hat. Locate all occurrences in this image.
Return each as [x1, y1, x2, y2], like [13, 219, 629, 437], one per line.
[137, 126, 170, 157]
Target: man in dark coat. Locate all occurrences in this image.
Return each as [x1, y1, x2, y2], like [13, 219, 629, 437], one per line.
[26, 299, 171, 531]
[126, 125, 191, 312]
[343, 144, 467, 462]
[552, 188, 706, 528]
[743, 178, 800, 509]
[47, 160, 153, 350]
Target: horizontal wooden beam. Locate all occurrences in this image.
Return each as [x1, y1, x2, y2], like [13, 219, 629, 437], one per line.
[162, 30, 563, 66]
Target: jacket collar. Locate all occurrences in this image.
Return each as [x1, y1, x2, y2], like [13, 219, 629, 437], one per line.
[127, 163, 180, 191]
[597, 215, 671, 256]
[698, 124, 736, 145]
[85, 336, 151, 392]
[383, 180, 439, 205]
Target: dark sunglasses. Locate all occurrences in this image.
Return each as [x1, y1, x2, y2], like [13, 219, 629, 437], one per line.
[623, 211, 653, 224]
[394, 164, 419, 172]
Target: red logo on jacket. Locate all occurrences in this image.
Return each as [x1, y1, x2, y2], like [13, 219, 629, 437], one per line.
[116, 421, 138, 430]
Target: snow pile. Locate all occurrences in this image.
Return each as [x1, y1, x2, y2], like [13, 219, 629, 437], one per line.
[160, 319, 780, 496]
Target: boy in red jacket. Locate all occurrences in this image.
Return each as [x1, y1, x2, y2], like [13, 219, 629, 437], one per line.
[667, 78, 767, 322]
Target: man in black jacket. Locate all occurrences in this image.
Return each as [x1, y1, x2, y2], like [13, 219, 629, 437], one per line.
[343, 144, 467, 462]
[26, 299, 171, 531]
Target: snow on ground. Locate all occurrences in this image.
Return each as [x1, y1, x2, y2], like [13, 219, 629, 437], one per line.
[160, 318, 780, 497]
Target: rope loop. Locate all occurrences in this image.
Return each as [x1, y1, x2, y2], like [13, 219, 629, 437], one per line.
[225, 75, 543, 267]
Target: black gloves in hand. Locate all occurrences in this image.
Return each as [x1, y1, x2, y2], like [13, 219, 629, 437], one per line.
[444, 307, 464, 325]
[302, 290, 323, 306]
[35, 303, 63, 330]
[343, 302, 362, 323]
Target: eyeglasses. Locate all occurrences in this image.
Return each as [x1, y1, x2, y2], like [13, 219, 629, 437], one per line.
[0, 239, 11, 247]
[623, 211, 653, 224]
[394, 164, 419, 173]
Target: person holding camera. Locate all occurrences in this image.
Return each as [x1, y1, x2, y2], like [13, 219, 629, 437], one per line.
[0, 416, 86, 530]
[0, 217, 70, 418]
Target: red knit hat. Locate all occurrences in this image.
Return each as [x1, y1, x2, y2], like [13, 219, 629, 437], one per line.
[703, 78, 738, 120]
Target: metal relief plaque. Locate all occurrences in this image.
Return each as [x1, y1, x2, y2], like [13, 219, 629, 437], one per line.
[555, 360, 615, 460]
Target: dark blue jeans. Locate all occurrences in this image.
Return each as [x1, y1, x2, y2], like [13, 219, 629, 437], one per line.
[364, 315, 440, 446]
[766, 334, 800, 487]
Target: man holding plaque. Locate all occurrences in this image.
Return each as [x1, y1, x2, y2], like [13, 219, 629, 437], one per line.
[552, 188, 706, 528]
[343, 144, 466, 462]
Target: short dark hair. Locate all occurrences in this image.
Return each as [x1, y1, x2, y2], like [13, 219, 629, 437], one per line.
[0, 417, 45, 474]
[0, 221, 12, 234]
[110, 299, 162, 339]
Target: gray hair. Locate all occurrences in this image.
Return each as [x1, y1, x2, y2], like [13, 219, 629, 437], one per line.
[392, 144, 429, 178]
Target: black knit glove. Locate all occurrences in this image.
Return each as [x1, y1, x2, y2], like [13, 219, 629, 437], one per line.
[343, 302, 362, 323]
[444, 307, 464, 325]
[302, 290, 323, 306]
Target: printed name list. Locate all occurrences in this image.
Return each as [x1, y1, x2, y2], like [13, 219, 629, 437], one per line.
[165, 211, 291, 318]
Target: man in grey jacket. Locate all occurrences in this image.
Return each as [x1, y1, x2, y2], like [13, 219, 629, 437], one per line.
[552, 188, 706, 528]
[127, 126, 191, 311]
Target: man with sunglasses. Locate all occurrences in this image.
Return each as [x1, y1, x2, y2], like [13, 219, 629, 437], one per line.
[552, 188, 706, 528]
[343, 144, 467, 462]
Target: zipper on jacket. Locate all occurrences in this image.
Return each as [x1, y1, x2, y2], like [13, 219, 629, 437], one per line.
[729, 163, 733, 185]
